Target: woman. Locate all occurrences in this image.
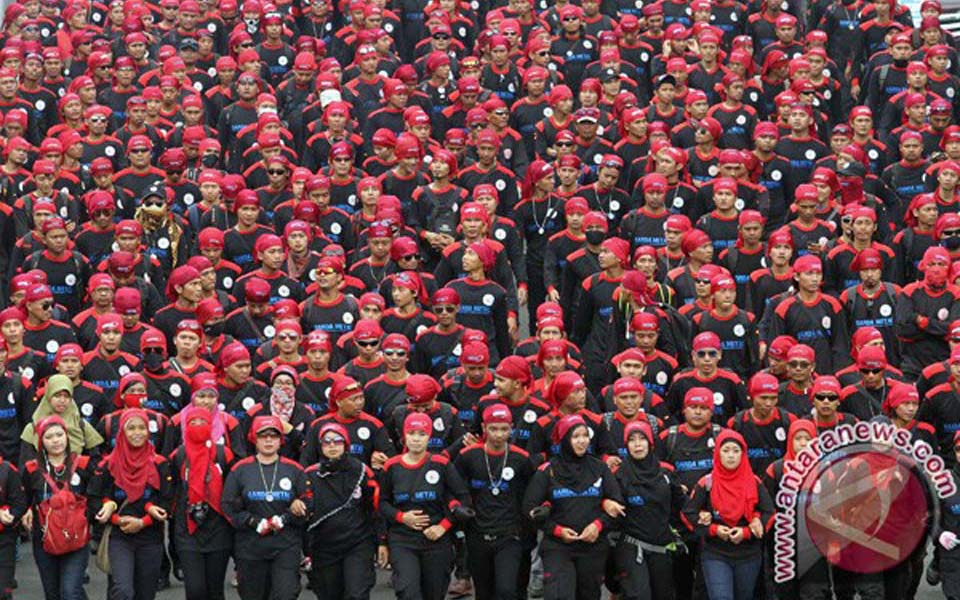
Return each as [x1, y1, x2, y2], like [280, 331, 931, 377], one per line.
[304, 422, 385, 600]
[22, 415, 91, 600]
[379, 412, 471, 600]
[222, 415, 308, 600]
[169, 406, 235, 600]
[614, 420, 685, 600]
[244, 365, 315, 461]
[763, 419, 826, 600]
[682, 429, 774, 600]
[88, 408, 173, 600]
[163, 372, 247, 458]
[522, 414, 624, 600]
[21, 374, 103, 466]
[98, 372, 168, 448]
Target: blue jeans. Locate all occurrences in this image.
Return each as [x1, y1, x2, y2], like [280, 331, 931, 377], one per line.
[33, 541, 88, 600]
[700, 551, 762, 600]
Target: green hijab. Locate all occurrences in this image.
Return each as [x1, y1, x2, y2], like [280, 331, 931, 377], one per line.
[22, 375, 103, 451]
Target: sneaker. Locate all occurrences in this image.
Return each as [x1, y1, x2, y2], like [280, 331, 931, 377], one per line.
[157, 576, 171, 591]
[927, 562, 941, 586]
[447, 577, 473, 598]
[528, 577, 544, 599]
[231, 571, 239, 588]
[173, 566, 184, 581]
[300, 557, 312, 573]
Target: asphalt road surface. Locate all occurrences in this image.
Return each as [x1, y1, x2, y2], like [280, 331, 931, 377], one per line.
[8, 540, 948, 599]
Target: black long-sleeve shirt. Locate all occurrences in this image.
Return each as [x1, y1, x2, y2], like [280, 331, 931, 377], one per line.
[454, 443, 534, 536]
[681, 473, 774, 559]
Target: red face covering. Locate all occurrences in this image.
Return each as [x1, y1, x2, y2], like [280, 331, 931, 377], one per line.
[107, 409, 161, 503]
[710, 430, 759, 527]
[183, 406, 224, 533]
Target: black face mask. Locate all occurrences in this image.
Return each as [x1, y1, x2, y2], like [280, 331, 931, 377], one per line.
[204, 323, 224, 339]
[143, 352, 165, 372]
[201, 154, 220, 168]
[841, 0, 856, 5]
[585, 230, 606, 246]
[893, 58, 909, 68]
[943, 237, 960, 250]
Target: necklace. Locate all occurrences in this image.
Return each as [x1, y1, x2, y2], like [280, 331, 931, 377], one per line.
[484, 445, 509, 496]
[257, 458, 279, 502]
[530, 195, 556, 235]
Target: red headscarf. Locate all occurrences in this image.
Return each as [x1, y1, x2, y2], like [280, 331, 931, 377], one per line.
[182, 406, 224, 533]
[108, 409, 161, 502]
[784, 419, 817, 462]
[710, 430, 759, 526]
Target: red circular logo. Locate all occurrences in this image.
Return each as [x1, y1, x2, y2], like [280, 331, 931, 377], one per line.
[803, 450, 929, 573]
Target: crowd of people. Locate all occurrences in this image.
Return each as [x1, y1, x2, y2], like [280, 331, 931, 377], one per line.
[0, 0, 956, 598]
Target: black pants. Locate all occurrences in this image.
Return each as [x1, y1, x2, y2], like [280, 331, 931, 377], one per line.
[108, 533, 163, 600]
[674, 535, 706, 600]
[179, 547, 231, 600]
[390, 538, 453, 600]
[613, 539, 674, 600]
[466, 532, 524, 600]
[308, 540, 376, 600]
[237, 546, 301, 600]
[542, 541, 608, 600]
[0, 534, 14, 600]
[526, 261, 546, 328]
[833, 567, 883, 600]
[943, 545, 960, 600]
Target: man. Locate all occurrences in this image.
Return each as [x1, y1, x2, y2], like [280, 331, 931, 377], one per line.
[839, 248, 901, 365]
[728, 372, 794, 474]
[300, 257, 360, 370]
[80, 313, 140, 396]
[666, 331, 748, 425]
[446, 243, 512, 365]
[23, 217, 90, 314]
[295, 330, 336, 416]
[768, 255, 851, 374]
[363, 333, 413, 422]
[139, 329, 192, 417]
[473, 356, 552, 450]
[692, 273, 760, 379]
[412, 288, 466, 378]
[439, 342, 495, 434]
[21, 283, 77, 364]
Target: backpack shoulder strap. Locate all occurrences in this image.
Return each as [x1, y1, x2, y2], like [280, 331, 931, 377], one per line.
[666, 425, 679, 458]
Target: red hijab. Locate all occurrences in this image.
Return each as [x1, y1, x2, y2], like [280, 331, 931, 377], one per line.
[182, 406, 224, 533]
[108, 409, 160, 502]
[710, 430, 759, 527]
[784, 419, 817, 462]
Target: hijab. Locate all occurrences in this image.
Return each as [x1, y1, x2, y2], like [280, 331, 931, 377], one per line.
[182, 406, 223, 533]
[622, 420, 661, 485]
[552, 414, 603, 489]
[108, 409, 161, 502]
[270, 386, 296, 423]
[22, 374, 103, 451]
[178, 389, 226, 444]
[710, 429, 759, 527]
[784, 419, 817, 463]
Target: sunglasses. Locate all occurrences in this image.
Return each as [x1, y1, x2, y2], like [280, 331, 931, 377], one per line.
[332, 157, 351, 163]
[695, 278, 712, 285]
[267, 169, 287, 175]
[239, 42, 254, 48]
[356, 340, 379, 348]
[383, 349, 407, 357]
[536, 51, 549, 57]
[399, 254, 418, 261]
[563, 15, 578, 21]
[493, 110, 509, 116]
[317, 267, 337, 275]
[787, 361, 811, 369]
[433, 33, 450, 40]
[943, 229, 960, 237]
[814, 394, 838, 401]
[841, 216, 853, 224]
[860, 368, 883, 375]
[129, 148, 150, 155]
[434, 305, 458, 314]
[321, 436, 345, 445]
[556, 141, 573, 147]
[277, 333, 299, 341]
[23, 26, 38, 31]
[143, 347, 165, 354]
[40, 302, 53, 310]
[93, 209, 113, 217]
[143, 200, 165, 208]
[471, 123, 486, 129]
[695, 350, 719, 358]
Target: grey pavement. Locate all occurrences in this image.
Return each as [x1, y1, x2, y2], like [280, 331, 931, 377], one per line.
[8, 539, 947, 599]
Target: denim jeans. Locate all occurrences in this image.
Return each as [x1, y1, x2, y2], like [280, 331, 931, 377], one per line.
[33, 542, 89, 600]
[700, 551, 762, 600]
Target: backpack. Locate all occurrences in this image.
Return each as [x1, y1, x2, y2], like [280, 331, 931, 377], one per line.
[38, 457, 90, 556]
[656, 303, 693, 368]
[664, 423, 722, 461]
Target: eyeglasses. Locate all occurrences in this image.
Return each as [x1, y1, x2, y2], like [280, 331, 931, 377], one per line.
[356, 340, 379, 348]
[814, 394, 838, 401]
[277, 333, 299, 341]
[943, 229, 960, 237]
[23, 26, 38, 31]
[695, 278, 712, 285]
[432, 33, 450, 40]
[841, 216, 853, 224]
[321, 436, 345, 445]
[695, 350, 719, 358]
[434, 305, 458, 314]
[787, 361, 811, 369]
[562, 15, 578, 21]
[556, 141, 573, 147]
[332, 157, 351, 163]
[267, 169, 287, 175]
[859, 368, 883, 375]
[40, 302, 53, 310]
[129, 148, 149, 154]
[383, 349, 407, 357]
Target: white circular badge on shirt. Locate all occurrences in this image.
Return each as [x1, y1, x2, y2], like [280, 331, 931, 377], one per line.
[81, 403, 93, 416]
[713, 392, 724, 406]
[158, 238, 170, 249]
[805, 149, 816, 160]
[502, 466, 515, 480]
[357, 427, 370, 440]
[278, 285, 290, 297]
[46, 340, 59, 353]
[434, 417, 445, 431]
[242, 397, 255, 410]
[483, 294, 495, 306]
[105, 146, 116, 157]
[879, 304, 892, 317]
[170, 383, 182, 397]
[425, 469, 440, 484]
[343, 313, 354, 325]
[822, 316, 831, 329]
[775, 427, 786, 441]
[524, 409, 537, 423]
[279, 477, 292, 490]
[65, 274, 76, 286]
[264, 325, 276, 337]
[331, 223, 342, 235]
[733, 324, 745, 337]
